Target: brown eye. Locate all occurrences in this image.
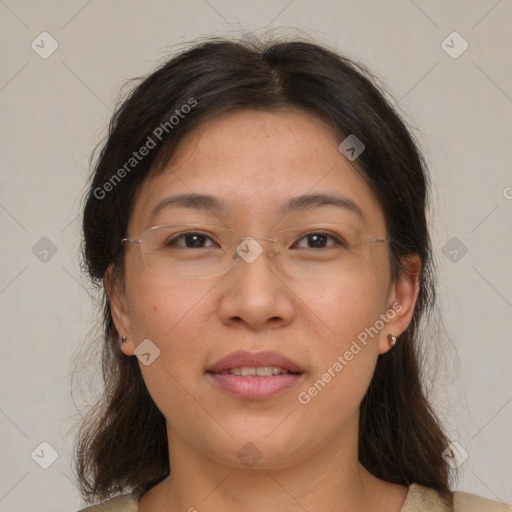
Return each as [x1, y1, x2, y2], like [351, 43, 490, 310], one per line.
[166, 232, 215, 248]
[293, 232, 343, 249]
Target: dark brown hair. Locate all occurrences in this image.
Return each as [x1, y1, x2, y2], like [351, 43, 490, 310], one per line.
[75, 35, 456, 505]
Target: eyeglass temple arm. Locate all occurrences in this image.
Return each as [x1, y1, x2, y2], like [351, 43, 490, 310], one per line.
[121, 238, 142, 245]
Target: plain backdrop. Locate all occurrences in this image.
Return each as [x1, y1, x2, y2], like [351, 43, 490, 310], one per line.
[1, 1, 511, 511]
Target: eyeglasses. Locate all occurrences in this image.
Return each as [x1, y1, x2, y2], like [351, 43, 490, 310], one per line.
[121, 224, 389, 279]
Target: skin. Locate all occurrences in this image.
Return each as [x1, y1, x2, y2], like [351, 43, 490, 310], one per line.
[106, 108, 420, 512]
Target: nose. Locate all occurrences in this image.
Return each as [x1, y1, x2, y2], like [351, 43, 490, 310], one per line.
[216, 238, 295, 331]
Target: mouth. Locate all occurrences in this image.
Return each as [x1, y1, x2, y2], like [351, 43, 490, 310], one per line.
[206, 350, 305, 400]
[216, 366, 298, 376]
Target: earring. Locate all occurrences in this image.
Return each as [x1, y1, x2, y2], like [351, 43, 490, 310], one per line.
[121, 335, 127, 343]
[387, 333, 397, 347]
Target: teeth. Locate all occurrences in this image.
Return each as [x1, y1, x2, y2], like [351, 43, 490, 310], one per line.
[223, 366, 290, 377]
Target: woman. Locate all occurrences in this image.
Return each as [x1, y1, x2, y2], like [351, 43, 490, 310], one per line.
[74, 36, 512, 511]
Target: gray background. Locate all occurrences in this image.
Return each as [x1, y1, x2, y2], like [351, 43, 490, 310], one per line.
[1, 1, 511, 511]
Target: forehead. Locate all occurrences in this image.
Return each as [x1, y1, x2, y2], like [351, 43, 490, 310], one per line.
[129, 109, 386, 233]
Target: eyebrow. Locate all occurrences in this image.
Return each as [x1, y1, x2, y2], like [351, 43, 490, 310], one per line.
[150, 192, 363, 220]
[280, 192, 363, 218]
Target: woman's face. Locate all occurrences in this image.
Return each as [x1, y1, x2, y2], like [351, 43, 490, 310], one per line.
[110, 108, 418, 470]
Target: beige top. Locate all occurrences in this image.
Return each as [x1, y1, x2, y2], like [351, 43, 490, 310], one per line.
[77, 483, 512, 511]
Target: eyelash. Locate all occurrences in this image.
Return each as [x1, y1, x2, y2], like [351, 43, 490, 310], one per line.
[166, 232, 215, 248]
[293, 232, 346, 249]
[166, 231, 346, 249]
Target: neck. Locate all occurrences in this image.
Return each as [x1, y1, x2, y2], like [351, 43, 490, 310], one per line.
[139, 421, 406, 512]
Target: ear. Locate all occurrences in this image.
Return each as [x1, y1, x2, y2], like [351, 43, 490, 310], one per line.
[103, 265, 135, 356]
[378, 254, 421, 355]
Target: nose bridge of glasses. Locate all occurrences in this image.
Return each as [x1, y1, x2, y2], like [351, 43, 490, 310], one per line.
[232, 236, 280, 265]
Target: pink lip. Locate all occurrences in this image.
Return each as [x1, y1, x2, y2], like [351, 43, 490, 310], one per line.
[207, 350, 303, 373]
[206, 350, 305, 400]
[207, 373, 303, 400]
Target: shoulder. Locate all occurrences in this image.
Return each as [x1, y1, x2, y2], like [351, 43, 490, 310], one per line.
[454, 490, 512, 512]
[76, 493, 139, 512]
[401, 483, 512, 512]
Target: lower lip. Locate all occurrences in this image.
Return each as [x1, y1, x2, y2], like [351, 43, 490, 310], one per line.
[207, 372, 303, 399]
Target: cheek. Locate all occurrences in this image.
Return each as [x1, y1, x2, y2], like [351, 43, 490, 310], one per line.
[126, 272, 205, 337]
[125, 274, 215, 379]
[295, 269, 390, 393]
[296, 269, 390, 349]
[124, 276, 213, 417]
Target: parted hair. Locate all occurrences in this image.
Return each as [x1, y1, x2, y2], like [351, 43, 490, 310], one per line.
[75, 35, 456, 506]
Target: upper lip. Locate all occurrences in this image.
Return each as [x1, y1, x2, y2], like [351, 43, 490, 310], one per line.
[207, 350, 303, 374]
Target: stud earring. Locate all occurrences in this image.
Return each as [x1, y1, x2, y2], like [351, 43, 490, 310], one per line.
[387, 333, 397, 347]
